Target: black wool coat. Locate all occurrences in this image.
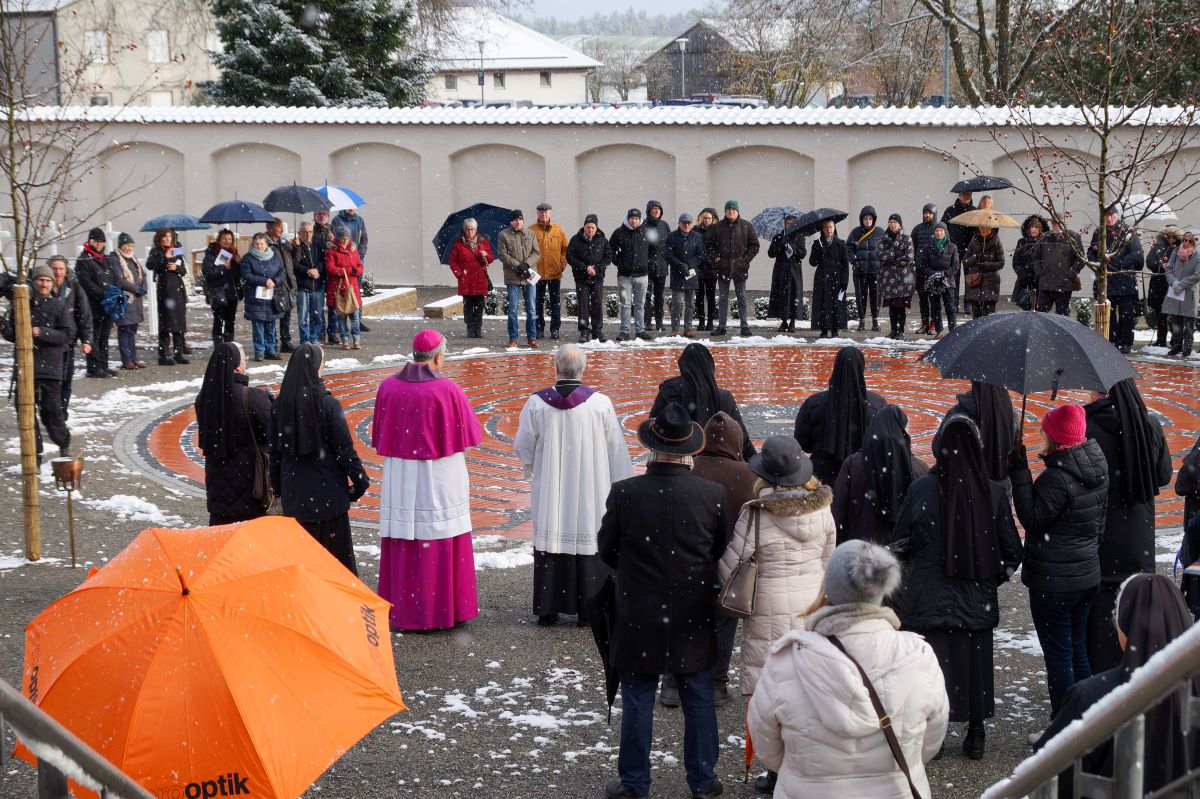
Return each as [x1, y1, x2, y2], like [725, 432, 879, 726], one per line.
[890, 474, 1024, 632]
[201, 245, 240, 312]
[793, 389, 889, 484]
[75, 250, 116, 313]
[597, 462, 726, 675]
[52, 275, 93, 346]
[202, 378, 272, 519]
[567, 229, 612, 285]
[1084, 397, 1172, 581]
[809, 236, 849, 330]
[146, 245, 189, 332]
[268, 391, 369, 523]
[767, 232, 805, 318]
[1011, 439, 1109, 593]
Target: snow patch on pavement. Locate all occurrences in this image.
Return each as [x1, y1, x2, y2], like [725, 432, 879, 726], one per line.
[80, 494, 183, 526]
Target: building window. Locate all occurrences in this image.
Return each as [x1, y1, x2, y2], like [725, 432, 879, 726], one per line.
[444, 74, 457, 90]
[205, 32, 223, 54]
[148, 90, 173, 106]
[493, 72, 505, 89]
[89, 93, 111, 106]
[540, 70, 551, 87]
[147, 30, 169, 63]
[85, 31, 109, 65]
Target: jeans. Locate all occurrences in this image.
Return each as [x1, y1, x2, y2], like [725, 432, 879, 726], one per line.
[338, 309, 361, 340]
[617, 669, 719, 796]
[251, 320, 277, 356]
[576, 280, 604, 338]
[1037, 290, 1072, 315]
[644, 274, 666, 329]
[853, 271, 879, 321]
[1109, 294, 1136, 350]
[1170, 315, 1195, 355]
[506, 283, 536, 342]
[296, 289, 326, 344]
[670, 288, 695, 330]
[535, 278, 560, 338]
[277, 309, 293, 347]
[116, 324, 138, 365]
[618, 275, 647, 335]
[327, 306, 339, 341]
[1029, 586, 1099, 715]
[717, 278, 747, 330]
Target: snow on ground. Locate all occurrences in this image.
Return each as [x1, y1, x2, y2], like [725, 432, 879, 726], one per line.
[323, 357, 363, 372]
[80, 494, 183, 526]
[474, 535, 534, 570]
[994, 629, 1044, 656]
[0, 553, 64, 570]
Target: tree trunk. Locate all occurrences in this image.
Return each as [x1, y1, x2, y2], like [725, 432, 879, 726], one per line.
[1093, 298, 1111, 340]
[11, 283, 40, 560]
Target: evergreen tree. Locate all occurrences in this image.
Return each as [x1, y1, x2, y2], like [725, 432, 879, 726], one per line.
[203, 0, 429, 107]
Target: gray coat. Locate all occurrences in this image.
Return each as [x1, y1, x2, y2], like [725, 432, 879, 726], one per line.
[497, 226, 539, 286]
[1163, 249, 1200, 319]
[109, 252, 148, 327]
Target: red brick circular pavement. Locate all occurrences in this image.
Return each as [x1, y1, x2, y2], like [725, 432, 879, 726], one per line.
[136, 346, 1200, 539]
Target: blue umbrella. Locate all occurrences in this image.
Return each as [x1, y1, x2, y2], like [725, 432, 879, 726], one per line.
[140, 214, 210, 232]
[750, 206, 804, 239]
[314, 184, 367, 211]
[199, 200, 275, 225]
[263, 184, 332, 215]
[432, 203, 513, 265]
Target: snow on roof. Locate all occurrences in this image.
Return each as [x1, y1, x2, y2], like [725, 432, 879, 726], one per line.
[16, 104, 1196, 127]
[426, 7, 600, 72]
[1, 0, 78, 13]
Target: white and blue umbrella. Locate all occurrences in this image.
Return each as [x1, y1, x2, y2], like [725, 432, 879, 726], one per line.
[314, 184, 367, 211]
[750, 205, 804, 239]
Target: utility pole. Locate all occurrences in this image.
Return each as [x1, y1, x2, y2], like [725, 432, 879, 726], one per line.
[477, 39, 486, 106]
[675, 37, 688, 98]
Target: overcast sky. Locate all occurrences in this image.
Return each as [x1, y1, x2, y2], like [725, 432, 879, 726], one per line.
[526, 0, 702, 18]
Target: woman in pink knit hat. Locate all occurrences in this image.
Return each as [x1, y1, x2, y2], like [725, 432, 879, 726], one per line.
[1008, 402, 1110, 719]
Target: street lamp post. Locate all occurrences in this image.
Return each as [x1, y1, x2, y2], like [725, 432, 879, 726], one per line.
[675, 37, 688, 99]
[477, 39, 486, 106]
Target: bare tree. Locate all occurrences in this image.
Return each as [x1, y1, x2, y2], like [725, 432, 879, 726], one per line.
[579, 37, 648, 101]
[860, 0, 943, 106]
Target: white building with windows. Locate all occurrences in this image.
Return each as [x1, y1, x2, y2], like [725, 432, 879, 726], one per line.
[424, 7, 601, 106]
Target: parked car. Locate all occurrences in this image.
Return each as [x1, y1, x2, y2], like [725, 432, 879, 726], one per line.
[713, 96, 766, 108]
[828, 93, 876, 108]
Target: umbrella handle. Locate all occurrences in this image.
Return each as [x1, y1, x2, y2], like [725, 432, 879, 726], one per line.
[1049, 368, 1063, 402]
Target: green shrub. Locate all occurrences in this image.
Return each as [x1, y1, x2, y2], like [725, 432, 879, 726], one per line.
[361, 272, 378, 297]
[1072, 298, 1092, 326]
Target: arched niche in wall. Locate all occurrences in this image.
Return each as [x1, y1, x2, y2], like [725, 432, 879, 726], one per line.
[330, 143, 422, 285]
[846, 146, 960, 225]
[99, 140, 187, 245]
[706, 146, 815, 217]
[575, 144, 676, 231]
[448, 144, 546, 218]
[211, 143, 303, 216]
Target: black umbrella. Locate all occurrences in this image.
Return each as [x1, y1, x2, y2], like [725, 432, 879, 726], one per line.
[950, 175, 1014, 193]
[432, 203, 513, 265]
[790, 207, 848, 238]
[198, 200, 275, 225]
[263, 184, 332, 215]
[920, 311, 1136, 438]
[586, 575, 619, 720]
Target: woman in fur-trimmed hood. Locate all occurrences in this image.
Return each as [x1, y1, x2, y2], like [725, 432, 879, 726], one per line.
[718, 436, 836, 697]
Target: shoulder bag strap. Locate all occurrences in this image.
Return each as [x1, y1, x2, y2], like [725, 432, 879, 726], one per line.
[240, 385, 263, 453]
[738, 506, 759, 561]
[826, 635, 923, 799]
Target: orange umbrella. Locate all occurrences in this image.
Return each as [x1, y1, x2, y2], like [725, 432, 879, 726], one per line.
[18, 517, 405, 799]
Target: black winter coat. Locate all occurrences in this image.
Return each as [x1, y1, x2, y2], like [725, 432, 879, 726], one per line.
[269, 391, 369, 523]
[1011, 439, 1109, 593]
[51, 275, 93, 346]
[767, 232, 805, 318]
[809, 235, 849, 331]
[664, 228, 704, 290]
[963, 234, 1005, 304]
[202, 376, 272, 519]
[610, 224, 651, 278]
[567, 229, 612, 285]
[1012, 234, 1041, 291]
[891, 474, 1024, 631]
[1089, 224, 1143, 298]
[911, 220, 937, 263]
[846, 225, 882, 275]
[597, 462, 726, 674]
[1084, 397, 1172, 581]
[1145, 236, 1175, 309]
[292, 240, 324, 293]
[644, 217, 671, 278]
[1035, 231, 1084, 293]
[696, 224, 719, 281]
[3, 293, 70, 380]
[146, 245, 188, 332]
[793, 389, 888, 484]
[201, 245, 240, 312]
[706, 217, 760, 281]
[941, 199, 976, 256]
[650, 378, 756, 461]
[917, 241, 960, 293]
[74, 249, 115, 314]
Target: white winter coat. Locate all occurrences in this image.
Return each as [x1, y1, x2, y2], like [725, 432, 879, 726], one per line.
[748, 604, 949, 799]
[718, 484, 836, 695]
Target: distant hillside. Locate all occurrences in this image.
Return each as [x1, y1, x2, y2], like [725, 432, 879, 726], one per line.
[515, 8, 699, 37]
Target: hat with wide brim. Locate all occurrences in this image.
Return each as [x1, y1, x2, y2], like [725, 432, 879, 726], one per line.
[637, 402, 705, 455]
[748, 436, 813, 486]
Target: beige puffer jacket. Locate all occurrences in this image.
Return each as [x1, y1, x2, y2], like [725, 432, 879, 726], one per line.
[718, 484, 836, 695]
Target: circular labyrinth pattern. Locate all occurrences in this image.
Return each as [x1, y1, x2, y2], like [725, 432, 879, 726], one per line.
[121, 346, 1200, 539]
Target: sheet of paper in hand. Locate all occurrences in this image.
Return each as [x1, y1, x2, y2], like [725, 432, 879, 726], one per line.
[214, 250, 232, 266]
[1169, 283, 1187, 302]
[255, 286, 275, 300]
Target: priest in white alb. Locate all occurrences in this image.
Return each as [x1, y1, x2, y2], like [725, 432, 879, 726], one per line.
[514, 343, 633, 627]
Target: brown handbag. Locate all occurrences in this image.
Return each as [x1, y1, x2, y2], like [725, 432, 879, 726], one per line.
[335, 278, 361, 317]
[965, 271, 983, 288]
[826, 635, 923, 799]
[717, 508, 760, 618]
[241, 387, 274, 511]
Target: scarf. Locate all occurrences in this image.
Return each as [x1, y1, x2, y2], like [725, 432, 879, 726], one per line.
[803, 603, 900, 636]
[462, 234, 480, 252]
[937, 415, 1003, 580]
[861, 405, 916, 524]
[821, 347, 870, 461]
[246, 246, 274, 262]
[1105, 379, 1163, 505]
[676, 343, 723, 424]
[649, 451, 694, 469]
[273, 342, 326, 458]
[82, 244, 105, 261]
[194, 343, 243, 461]
[932, 236, 948, 253]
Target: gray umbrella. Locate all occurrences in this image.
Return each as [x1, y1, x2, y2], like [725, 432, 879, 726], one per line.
[750, 205, 803, 239]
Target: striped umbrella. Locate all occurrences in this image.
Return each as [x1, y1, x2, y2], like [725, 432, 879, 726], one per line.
[314, 184, 367, 211]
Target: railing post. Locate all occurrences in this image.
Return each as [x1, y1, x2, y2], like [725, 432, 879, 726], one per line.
[1113, 714, 1146, 799]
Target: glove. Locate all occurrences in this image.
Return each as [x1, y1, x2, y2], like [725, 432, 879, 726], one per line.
[349, 479, 369, 502]
[1008, 443, 1029, 472]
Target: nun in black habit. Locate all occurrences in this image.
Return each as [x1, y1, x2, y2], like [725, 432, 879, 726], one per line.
[1036, 573, 1198, 797]
[935, 381, 1016, 484]
[793, 347, 888, 484]
[269, 342, 370, 575]
[1084, 379, 1173, 671]
[891, 415, 1024, 760]
[650, 342, 756, 460]
[194, 342, 273, 525]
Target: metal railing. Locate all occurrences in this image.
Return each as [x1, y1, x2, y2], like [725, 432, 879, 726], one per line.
[0, 677, 154, 799]
[982, 621, 1200, 799]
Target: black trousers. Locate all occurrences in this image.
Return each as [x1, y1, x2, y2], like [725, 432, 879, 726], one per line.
[60, 348, 75, 418]
[86, 311, 112, 374]
[696, 279, 717, 328]
[853, 272, 879, 320]
[1170, 315, 1195, 355]
[889, 306, 907, 335]
[158, 331, 185, 360]
[916, 285, 930, 325]
[35, 379, 69, 455]
[1037, 290, 1072, 315]
[212, 303, 237, 344]
[462, 295, 485, 336]
[536, 279, 561, 337]
[299, 513, 358, 576]
[576, 280, 604, 337]
[1109, 294, 1136, 350]
[644, 274, 666, 328]
[973, 300, 997, 318]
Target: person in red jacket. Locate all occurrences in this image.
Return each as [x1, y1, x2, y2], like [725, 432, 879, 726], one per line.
[325, 225, 364, 349]
[449, 218, 494, 338]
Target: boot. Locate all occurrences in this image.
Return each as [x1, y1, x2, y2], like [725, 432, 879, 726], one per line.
[754, 770, 777, 795]
[964, 722, 985, 760]
[174, 352, 190, 365]
[872, 317, 880, 332]
[352, 336, 361, 350]
[341, 338, 351, 350]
